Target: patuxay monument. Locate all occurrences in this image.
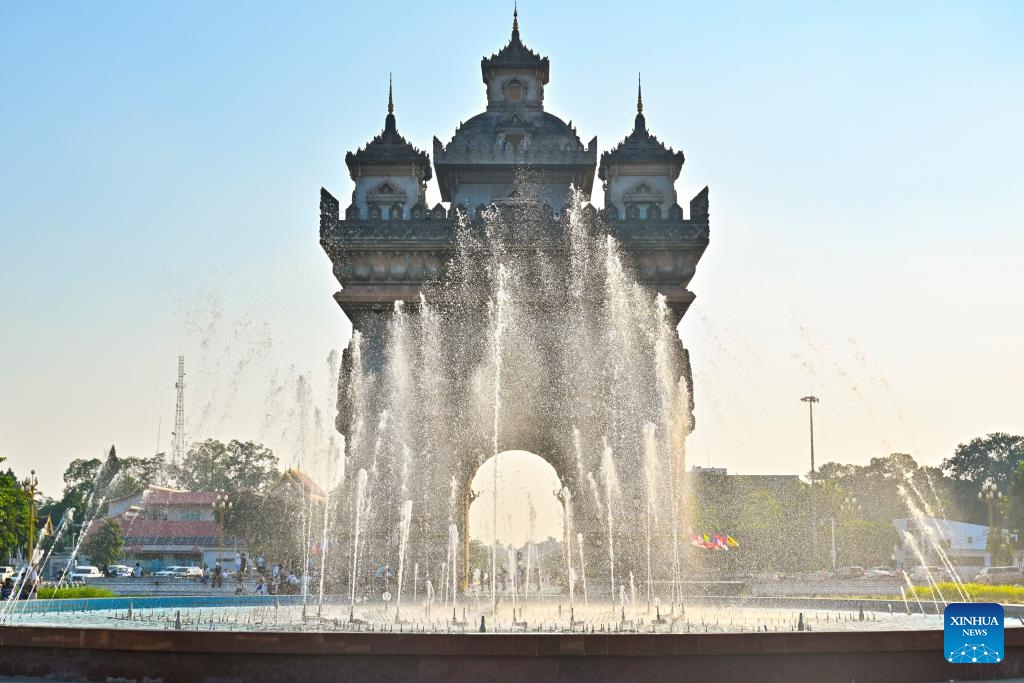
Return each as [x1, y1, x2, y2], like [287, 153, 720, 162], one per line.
[319, 10, 709, 585]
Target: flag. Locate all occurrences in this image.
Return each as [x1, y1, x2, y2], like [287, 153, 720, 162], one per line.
[38, 515, 55, 542]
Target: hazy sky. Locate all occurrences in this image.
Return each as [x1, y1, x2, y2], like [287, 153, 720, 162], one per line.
[1, 2, 1022, 504]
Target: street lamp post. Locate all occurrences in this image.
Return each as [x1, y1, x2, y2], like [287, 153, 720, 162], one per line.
[979, 479, 1001, 564]
[801, 396, 820, 566]
[21, 470, 39, 566]
[214, 492, 232, 571]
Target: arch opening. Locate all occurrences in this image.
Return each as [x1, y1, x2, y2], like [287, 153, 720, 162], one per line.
[468, 450, 564, 547]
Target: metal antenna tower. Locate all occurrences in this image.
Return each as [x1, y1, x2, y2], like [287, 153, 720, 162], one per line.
[171, 356, 185, 468]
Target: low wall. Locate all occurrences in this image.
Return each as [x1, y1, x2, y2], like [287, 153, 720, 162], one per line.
[1, 625, 1023, 683]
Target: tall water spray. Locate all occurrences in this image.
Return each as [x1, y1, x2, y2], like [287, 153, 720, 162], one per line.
[348, 468, 369, 621]
[337, 186, 694, 614]
[395, 500, 413, 621]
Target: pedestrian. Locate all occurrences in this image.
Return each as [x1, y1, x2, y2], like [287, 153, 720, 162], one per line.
[133, 562, 142, 578]
[1, 577, 13, 600]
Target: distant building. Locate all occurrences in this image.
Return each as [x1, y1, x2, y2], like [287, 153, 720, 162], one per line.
[101, 485, 239, 571]
[269, 468, 328, 504]
[893, 516, 1018, 570]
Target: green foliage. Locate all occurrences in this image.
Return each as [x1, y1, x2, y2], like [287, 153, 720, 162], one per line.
[35, 586, 115, 599]
[913, 582, 1024, 604]
[943, 433, 1024, 525]
[988, 528, 1015, 565]
[223, 488, 310, 567]
[944, 433, 1024, 488]
[106, 455, 167, 500]
[1006, 459, 1024, 536]
[172, 439, 279, 493]
[81, 518, 124, 568]
[0, 459, 30, 557]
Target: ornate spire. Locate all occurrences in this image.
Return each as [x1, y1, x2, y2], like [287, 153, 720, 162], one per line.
[384, 73, 397, 134]
[512, 3, 519, 40]
[634, 73, 646, 133]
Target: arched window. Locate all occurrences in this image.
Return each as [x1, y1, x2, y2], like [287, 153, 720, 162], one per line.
[506, 79, 523, 102]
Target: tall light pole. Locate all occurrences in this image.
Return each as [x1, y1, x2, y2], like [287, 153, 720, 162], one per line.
[979, 478, 1000, 564]
[801, 396, 820, 567]
[214, 492, 232, 570]
[21, 470, 39, 566]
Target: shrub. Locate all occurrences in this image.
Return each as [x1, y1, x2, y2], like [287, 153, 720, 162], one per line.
[912, 582, 1024, 604]
[35, 586, 115, 599]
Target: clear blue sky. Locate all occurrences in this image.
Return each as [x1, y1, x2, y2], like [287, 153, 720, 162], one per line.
[1, 1, 1022, 496]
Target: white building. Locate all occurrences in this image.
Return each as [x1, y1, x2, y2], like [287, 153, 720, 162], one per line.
[893, 516, 1017, 571]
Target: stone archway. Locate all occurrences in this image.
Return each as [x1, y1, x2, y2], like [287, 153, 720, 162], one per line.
[464, 450, 565, 592]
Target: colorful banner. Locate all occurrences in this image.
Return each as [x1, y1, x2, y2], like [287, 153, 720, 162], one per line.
[690, 533, 739, 550]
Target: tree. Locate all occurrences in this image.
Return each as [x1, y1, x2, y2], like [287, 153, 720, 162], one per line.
[1004, 460, 1024, 538]
[81, 519, 124, 568]
[172, 439, 279, 493]
[225, 441, 279, 492]
[223, 490, 304, 566]
[943, 433, 1024, 486]
[943, 433, 1024, 525]
[0, 459, 30, 559]
[62, 457, 102, 507]
[105, 454, 166, 500]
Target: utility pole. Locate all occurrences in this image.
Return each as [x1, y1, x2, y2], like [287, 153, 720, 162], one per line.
[801, 395, 820, 567]
[171, 356, 185, 469]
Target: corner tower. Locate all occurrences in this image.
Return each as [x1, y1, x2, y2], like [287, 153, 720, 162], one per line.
[344, 78, 431, 220]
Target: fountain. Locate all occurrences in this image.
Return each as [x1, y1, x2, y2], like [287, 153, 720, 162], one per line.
[3, 12, 1020, 683]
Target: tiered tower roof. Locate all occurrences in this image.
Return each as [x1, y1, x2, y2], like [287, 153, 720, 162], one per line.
[599, 76, 684, 181]
[480, 6, 550, 85]
[345, 76, 431, 181]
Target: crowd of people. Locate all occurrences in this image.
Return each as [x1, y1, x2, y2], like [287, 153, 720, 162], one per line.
[201, 552, 307, 596]
[1, 564, 41, 600]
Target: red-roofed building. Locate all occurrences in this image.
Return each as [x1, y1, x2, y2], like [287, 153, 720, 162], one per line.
[102, 486, 241, 570]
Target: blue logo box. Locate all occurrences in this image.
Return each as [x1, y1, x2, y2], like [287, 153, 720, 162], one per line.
[944, 602, 1004, 664]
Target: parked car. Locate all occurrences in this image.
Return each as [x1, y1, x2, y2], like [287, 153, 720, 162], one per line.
[864, 566, 896, 578]
[832, 566, 865, 579]
[68, 566, 104, 580]
[907, 566, 948, 583]
[974, 566, 1023, 585]
[107, 564, 133, 577]
[170, 566, 203, 578]
[0, 565, 15, 582]
[153, 566, 187, 577]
